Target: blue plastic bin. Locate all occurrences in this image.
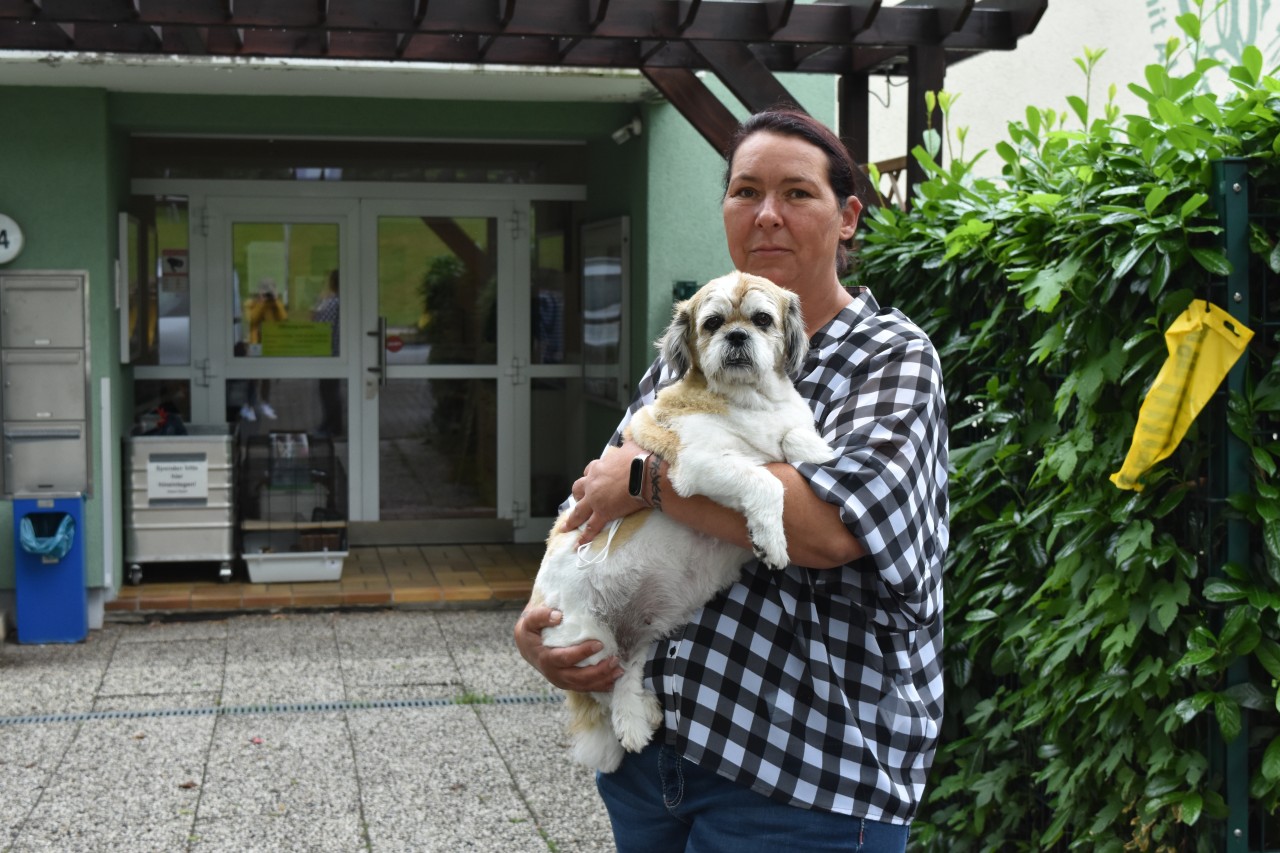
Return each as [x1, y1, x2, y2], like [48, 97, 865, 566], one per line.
[13, 495, 88, 643]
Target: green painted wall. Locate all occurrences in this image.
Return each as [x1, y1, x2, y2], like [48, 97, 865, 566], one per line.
[0, 80, 840, 598]
[0, 87, 124, 592]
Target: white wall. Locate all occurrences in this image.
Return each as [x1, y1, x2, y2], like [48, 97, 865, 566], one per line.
[865, 0, 1280, 177]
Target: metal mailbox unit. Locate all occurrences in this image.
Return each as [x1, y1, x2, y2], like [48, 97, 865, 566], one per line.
[124, 424, 237, 585]
[1, 270, 91, 644]
[0, 271, 92, 497]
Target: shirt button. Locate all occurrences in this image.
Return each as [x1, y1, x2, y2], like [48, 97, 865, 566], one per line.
[668, 645, 678, 657]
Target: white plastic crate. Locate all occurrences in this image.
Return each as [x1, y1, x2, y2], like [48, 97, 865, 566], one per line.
[241, 531, 345, 583]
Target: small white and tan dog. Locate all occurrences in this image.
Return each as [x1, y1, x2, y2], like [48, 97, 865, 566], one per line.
[532, 270, 834, 772]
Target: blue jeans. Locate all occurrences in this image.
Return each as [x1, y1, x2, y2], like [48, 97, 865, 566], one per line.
[596, 740, 909, 853]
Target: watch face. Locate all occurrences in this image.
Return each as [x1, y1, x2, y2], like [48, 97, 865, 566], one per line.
[628, 454, 645, 496]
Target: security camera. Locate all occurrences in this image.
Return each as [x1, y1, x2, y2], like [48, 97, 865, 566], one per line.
[611, 116, 643, 145]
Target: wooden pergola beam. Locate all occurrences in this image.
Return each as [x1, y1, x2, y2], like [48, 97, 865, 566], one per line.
[0, 0, 1047, 212]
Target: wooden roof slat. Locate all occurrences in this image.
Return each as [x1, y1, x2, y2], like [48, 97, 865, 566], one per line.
[0, 19, 60, 48]
[676, 0, 702, 31]
[166, 24, 209, 54]
[895, 0, 973, 34]
[25, 0, 137, 22]
[692, 40, 799, 113]
[586, 0, 609, 29]
[763, 0, 795, 34]
[641, 65, 740, 155]
[0, 0, 1036, 52]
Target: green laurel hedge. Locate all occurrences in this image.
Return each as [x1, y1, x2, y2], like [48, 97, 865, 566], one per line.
[848, 10, 1280, 850]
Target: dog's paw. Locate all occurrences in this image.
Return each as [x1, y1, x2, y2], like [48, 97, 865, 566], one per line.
[784, 429, 836, 465]
[749, 524, 790, 570]
[573, 729, 625, 773]
[613, 693, 662, 754]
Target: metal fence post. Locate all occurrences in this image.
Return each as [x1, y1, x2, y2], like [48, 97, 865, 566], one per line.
[1212, 157, 1251, 853]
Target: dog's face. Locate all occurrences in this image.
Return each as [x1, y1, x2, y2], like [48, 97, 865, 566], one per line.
[659, 271, 808, 385]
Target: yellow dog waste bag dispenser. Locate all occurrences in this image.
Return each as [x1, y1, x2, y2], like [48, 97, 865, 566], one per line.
[1111, 301, 1253, 491]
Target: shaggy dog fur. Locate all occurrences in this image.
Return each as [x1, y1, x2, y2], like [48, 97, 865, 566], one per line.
[532, 271, 834, 772]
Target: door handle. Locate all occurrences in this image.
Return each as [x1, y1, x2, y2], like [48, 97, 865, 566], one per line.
[367, 316, 387, 387]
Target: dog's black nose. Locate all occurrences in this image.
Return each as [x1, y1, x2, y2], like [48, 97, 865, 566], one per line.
[726, 329, 748, 346]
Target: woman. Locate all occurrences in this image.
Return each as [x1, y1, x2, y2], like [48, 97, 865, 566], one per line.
[515, 108, 949, 852]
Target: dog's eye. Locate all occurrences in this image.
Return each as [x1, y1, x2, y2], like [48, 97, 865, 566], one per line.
[703, 316, 724, 332]
[752, 312, 773, 329]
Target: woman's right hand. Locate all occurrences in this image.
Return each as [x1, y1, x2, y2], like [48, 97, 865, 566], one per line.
[514, 604, 624, 693]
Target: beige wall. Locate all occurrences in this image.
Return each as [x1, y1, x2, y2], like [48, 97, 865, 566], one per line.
[865, 0, 1280, 176]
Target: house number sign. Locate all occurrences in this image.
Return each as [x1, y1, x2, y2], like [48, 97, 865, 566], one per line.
[0, 213, 23, 264]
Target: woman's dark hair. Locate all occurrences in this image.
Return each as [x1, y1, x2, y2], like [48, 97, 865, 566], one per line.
[722, 107, 873, 275]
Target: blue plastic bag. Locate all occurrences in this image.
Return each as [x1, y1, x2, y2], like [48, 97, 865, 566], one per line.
[19, 513, 76, 561]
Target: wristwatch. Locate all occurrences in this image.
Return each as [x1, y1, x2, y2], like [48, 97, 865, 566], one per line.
[628, 452, 652, 499]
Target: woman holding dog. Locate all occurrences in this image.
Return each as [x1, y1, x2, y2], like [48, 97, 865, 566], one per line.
[515, 107, 948, 852]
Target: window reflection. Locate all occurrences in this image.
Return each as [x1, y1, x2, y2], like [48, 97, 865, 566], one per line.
[530, 200, 582, 366]
[226, 377, 347, 444]
[231, 222, 339, 359]
[378, 216, 498, 366]
[127, 195, 191, 366]
[132, 379, 191, 433]
[379, 379, 496, 520]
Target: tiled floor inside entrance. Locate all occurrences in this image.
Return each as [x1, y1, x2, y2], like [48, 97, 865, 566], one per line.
[105, 543, 542, 614]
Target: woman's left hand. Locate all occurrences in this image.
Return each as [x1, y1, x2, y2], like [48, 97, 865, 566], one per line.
[560, 442, 646, 544]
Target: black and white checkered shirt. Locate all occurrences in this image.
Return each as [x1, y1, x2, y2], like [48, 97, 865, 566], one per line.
[608, 287, 948, 824]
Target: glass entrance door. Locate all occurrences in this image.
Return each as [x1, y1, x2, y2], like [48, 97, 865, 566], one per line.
[205, 197, 525, 539]
[357, 201, 519, 542]
[202, 197, 359, 544]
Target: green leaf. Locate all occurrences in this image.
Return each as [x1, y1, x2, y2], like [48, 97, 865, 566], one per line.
[1144, 185, 1169, 215]
[1191, 94, 1223, 125]
[1179, 193, 1208, 218]
[1067, 94, 1088, 127]
[1189, 247, 1232, 276]
[1116, 520, 1154, 563]
[1254, 446, 1277, 478]
[1265, 519, 1280, 559]
[1215, 694, 1242, 742]
[1174, 692, 1214, 723]
[1204, 580, 1248, 603]
[1255, 639, 1280, 681]
[1224, 682, 1272, 711]
[1154, 98, 1184, 125]
[1174, 11, 1200, 41]
[1022, 193, 1063, 212]
[1150, 578, 1188, 634]
[1180, 791, 1203, 826]
[1241, 45, 1262, 84]
[966, 608, 999, 622]
[1175, 646, 1216, 668]
[943, 218, 994, 260]
[1128, 82, 1157, 104]
[1020, 257, 1081, 313]
[1263, 736, 1280, 782]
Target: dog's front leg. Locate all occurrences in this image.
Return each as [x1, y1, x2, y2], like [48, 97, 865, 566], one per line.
[671, 457, 790, 569]
[610, 648, 663, 753]
[735, 467, 790, 569]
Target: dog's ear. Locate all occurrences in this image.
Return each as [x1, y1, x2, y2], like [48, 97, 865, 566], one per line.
[659, 299, 695, 378]
[782, 291, 809, 376]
